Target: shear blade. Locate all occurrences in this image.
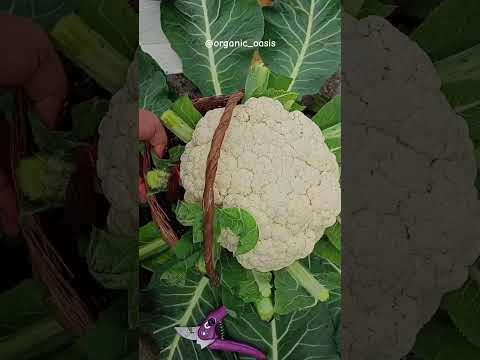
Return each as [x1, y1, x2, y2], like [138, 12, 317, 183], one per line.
[197, 338, 215, 349]
[175, 326, 199, 341]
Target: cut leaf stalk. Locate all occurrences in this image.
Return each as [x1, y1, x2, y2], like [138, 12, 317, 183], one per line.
[51, 14, 130, 93]
[286, 261, 329, 302]
[0, 317, 66, 360]
[255, 296, 274, 322]
[160, 110, 194, 143]
[139, 237, 169, 261]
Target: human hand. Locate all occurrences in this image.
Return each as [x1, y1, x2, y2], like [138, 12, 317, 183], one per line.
[0, 14, 68, 237]
[138, 109, 168, 203]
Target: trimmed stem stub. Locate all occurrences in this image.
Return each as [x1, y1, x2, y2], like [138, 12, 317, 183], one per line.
[287, 260, 330, 302]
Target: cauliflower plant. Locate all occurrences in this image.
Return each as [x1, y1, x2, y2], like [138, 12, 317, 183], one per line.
[342, 15, 480, 360]
[180, 97, 341, 272]
[97, 59, 138, 237]
[18, 154, 74, 203]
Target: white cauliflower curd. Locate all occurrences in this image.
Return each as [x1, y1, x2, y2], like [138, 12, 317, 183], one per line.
[180, 97, 341, 272]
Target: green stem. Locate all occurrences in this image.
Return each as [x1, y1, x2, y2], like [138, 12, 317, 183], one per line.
[0, 317, 66, 359]
[51, 14, 130, 93]
[139, 237, 169, 261]
[271, 318, 278, 360]
[287, 261, 329, 302]
[255, 296, 274, 322]
[160, 110, 194, 143]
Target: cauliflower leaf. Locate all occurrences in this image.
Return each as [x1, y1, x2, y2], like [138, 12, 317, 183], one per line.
[217, 208, 259, 256]
[170, 96, 202, 129]
[141, 258, 339, 359]
[275, 255, 340, 316]
[414, 314, 480, 360]
[224, 301, 339, 360]
[174, 202, 260, 255]
[312, 95, 341, 130]
[161, 0, 264, 96]
[243, 64, 304, 110]
[261, 0, 341, 96]
[442, 279, 480, 348]
[314, 239, 341, 267]
[87, 228, 137, 290]
[140, 273, 223, 360]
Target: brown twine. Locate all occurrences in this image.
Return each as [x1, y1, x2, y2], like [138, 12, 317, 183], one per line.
[11, 91, 94, 335]
[201, 91, 243, 286]
[147, 197, 179, 247]
[192, 94, 231, 115]
[142, 91, 244, 284]
[22, 217, 94, 334]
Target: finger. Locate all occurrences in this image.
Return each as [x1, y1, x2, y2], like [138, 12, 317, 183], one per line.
[139, 109, 168, 158]
[0, 169, 20, 237]
[0, 14, 68, 129]
[139, 177, 148, 204]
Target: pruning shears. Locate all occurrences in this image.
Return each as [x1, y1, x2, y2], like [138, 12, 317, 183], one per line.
[175, 305, 267, 359]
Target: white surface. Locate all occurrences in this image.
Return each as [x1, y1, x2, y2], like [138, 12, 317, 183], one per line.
[139, 0, 183, 74]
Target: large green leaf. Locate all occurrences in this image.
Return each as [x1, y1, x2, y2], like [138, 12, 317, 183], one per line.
[224, 302, 339, 360]
[397, 0, 443, 20]
[274, 255, 340, 319]
[0, 279, 49, 338]
[325, 221, 341, 251]
[76, 0, 138, 59]
[86, 228, 137, 290]
[71, 98, 109, 140]
[260, 0, 341, 96]
[435, 45, 480, 146]
[435, 44, 480, 84]
[138, 48, 172, 117]
[0, 0, 75, 30]
[314, 239, 341, 267]
[313, 96, 342, 163]
[141, 273, 223, 360]
[140, 72, 172, 116]
[138, 46, 164, 84]
[414, 314, 480, 360]
[442, 79, 480, 145]
[220, 254, 267, 309]
[142, 254, 339, 359]
[161, 0, 264, 96]
[442, 279, 480, 348]
[411, 0, 480, 61]
[77, 299, 137, 360]
[343, 0, 365, 16]
[312, 95, 341, 130]
[357, 0, 396, 18]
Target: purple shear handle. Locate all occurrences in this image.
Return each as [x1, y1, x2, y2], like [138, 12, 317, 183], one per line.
[198, 306, 229, 340]
[175, 305, 268, 359]
[198, 306, 267, 359]
[209, 339, 267, 359]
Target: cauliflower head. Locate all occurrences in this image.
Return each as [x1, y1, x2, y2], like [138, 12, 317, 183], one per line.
[342, 15, 480, 360]
[180, 97, 341, 272]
